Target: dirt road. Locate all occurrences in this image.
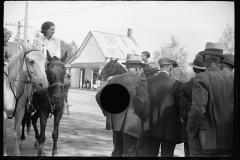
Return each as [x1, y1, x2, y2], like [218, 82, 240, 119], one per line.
[5, 89, 184, 157]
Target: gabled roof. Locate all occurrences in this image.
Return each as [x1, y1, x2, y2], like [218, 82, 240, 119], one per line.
[75, 30, 142, 60]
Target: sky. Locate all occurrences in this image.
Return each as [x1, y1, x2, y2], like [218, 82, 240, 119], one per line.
[4, 1, 234, 69]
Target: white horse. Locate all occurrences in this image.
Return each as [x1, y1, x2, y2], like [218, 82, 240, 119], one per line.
[3, 42, 49, 156]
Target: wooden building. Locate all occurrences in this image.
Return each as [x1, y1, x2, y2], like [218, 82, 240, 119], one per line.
[65, 29, 142, 89]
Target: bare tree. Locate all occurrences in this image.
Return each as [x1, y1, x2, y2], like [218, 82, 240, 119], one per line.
[153, 35, 189, 82]
[60, 40, 78, 58]
[69, 40, 78, 54]
[219, 23, 234, 55]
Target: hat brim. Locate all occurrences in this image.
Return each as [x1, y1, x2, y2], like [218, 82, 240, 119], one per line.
[199, 51, 226, 58]
[159, 62, 178, 67]
[223, 61, 234, 68]
[122, 62, 146, 67]
[188, 62, 206, 69]
[145, 69, 160, 75]
[172, 64, 178, 68]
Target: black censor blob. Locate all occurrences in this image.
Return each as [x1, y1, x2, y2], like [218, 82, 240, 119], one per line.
[100, 84, 130, 114]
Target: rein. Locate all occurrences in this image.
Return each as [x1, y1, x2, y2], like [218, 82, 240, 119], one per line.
[45, 60, 65, 118]
[6, 49, 40, 119]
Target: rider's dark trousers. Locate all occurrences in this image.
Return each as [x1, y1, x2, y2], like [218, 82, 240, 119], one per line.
[111, 131, 138, 157]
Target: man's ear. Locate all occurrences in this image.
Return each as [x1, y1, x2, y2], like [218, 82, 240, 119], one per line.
[203, 56, 206, 62]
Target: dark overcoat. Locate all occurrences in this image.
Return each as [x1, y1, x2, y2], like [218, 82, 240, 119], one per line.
[143, 72, 183, 143]
[187, 67, 234, 150]
[180, 77, 194, 143]
[96, 71, 150, 138]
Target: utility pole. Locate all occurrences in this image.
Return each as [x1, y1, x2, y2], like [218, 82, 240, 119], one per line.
[5, 2, 32, 51]
[24, 2, 28, 44]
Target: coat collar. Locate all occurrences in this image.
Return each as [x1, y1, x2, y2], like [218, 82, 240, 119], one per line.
[41, 35, 56, 41]
[206, 66, 220, 72]
[159, 71, 170, 76]
[126, 70, 136, 75]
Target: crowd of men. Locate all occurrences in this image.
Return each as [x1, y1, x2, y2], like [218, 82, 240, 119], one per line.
[96, 42, 234, 157]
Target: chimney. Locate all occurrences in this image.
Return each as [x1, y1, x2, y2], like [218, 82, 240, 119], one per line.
[127, 28, 132, 37]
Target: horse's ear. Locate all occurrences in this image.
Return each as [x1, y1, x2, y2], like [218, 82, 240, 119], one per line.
[61, 51, 68, 62]
[47, 50, 53, 62]
[19, 41, 28, 51]
[110, 57, 113, 61]
[114, 58, 119, 63]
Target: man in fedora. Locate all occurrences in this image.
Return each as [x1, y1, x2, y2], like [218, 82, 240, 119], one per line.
[220, 54, 234, 77]
[187, 42, 234, 157]
[143, 61, 160, 78]
[139, 57, 183, 157]
[96, 54, 150, 157]
[180, 53, 206, 157]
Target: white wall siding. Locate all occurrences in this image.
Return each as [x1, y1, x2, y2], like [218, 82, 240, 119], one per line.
[77, 36, 105, 63]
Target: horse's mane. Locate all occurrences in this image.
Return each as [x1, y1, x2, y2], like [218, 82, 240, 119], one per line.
[115, 62, 127, 75]
[8, 49, 25, 81]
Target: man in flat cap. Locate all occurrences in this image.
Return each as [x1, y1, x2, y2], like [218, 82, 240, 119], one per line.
[187, 42, 234, 157]
[139, 57, 183, 157]
[180, 53, 206, 157]
[96, 54, 150, 157]
[143, 61, 160, 78]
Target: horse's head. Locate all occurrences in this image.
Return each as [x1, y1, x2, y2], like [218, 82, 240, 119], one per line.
[98, 58, 122, 81]
[20, 41, 48, 90]
[46, 50, 67, 104]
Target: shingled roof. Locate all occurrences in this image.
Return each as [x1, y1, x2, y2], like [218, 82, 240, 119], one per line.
[77, 30, 142, 59]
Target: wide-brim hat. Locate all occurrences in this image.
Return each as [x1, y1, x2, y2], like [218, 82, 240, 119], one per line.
[199, 42, 226, 58]
[188, 53, 206, 69]
[222, 54, 234, 68]
[171, 60, 179, 68]
[158, 57, 178, 67]
[144, 61, 160, 75]
[122, 54, 146, 67]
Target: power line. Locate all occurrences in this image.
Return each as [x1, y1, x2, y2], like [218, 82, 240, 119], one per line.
[92, 28, 220, 39]
[23, 2, 128, 21]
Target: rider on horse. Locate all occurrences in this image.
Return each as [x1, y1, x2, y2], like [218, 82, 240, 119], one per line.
[33, 21, 70, 113]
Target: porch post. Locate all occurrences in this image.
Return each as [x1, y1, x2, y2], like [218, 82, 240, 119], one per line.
[80, 69, 83, 89]
[91, 69, 94, 90]
[69, 68, 72, 84]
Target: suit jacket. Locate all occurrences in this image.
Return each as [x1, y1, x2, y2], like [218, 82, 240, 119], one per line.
[143, 72, 183, 143]
[96, 71, 150, 138]
[180, 77, 194, 143]
[187, 67, 234, 150]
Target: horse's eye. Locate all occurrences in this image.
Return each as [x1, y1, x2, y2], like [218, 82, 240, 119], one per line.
[29, 60, 35, 64]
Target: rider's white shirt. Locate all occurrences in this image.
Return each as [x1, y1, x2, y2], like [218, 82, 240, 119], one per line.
[34, 36, 61, 59]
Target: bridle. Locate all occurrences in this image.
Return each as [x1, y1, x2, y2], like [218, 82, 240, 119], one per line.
[5, 49, 41, 119]
[45, 60, 66, 117]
